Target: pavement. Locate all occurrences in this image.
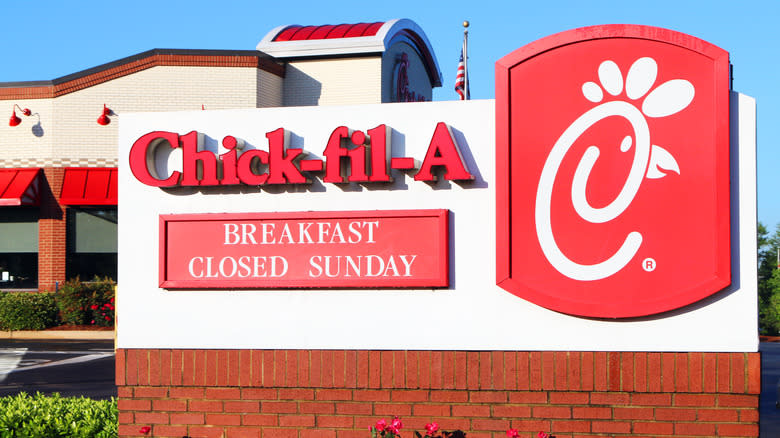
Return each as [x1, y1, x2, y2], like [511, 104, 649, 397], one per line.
[0, 330, 114, 340]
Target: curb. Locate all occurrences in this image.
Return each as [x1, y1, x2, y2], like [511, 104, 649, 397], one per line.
[0, 330, 115, 340]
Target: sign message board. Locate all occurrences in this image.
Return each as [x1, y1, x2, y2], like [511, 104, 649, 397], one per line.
[159, 210, 448, 288]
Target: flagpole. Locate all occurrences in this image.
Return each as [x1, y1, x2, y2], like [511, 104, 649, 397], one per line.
[463, 20, 470, 100]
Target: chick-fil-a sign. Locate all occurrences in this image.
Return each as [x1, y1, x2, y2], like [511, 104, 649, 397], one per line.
[495, 25, 731, 318]
[159, 210, 448, 289]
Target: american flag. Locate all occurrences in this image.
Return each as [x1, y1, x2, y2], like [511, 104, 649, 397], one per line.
[455, 50, 466, 100]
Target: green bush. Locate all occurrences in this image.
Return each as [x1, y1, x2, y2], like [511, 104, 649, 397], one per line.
[0, 292, 59, 331]
[55, 277, 116, 327]
[0, 392, 117, 437]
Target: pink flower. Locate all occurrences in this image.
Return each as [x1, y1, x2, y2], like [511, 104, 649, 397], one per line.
[507, 429, 519, 438]
[425, 422, 439, 435]
[375, 419, 387, 431]
[537, 433, 549, 438]
[389, 416, 403, 434]
[139, 426, 151, 434]
[90, 304, 98, 310]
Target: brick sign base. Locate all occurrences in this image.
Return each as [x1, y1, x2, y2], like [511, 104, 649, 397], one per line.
[116, 349, 759, 438]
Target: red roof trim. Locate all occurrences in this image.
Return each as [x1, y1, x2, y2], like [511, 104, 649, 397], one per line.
[273, 22, 384, 41]
[59, 167, 117, 206]
[0, 168, 41, 206]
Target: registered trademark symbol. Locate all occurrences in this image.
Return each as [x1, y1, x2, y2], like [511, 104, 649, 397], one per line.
[642, 258, 656, 272]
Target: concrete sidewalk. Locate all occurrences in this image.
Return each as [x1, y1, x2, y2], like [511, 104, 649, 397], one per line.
[0, 330, 114, 340]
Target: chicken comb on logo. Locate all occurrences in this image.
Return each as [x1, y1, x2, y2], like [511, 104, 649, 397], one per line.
[495, 25, 731, 318]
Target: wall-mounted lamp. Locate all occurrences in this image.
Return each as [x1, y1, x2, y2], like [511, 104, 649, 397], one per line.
[97, 104, 112, 126]
[9, 104, 32, 127]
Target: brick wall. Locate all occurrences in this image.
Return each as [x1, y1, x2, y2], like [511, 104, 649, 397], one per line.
[116, 349, 760, 438]
[38, 167, 66, 291]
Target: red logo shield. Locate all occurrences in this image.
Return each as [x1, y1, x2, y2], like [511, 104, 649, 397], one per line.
[495, 25, 731, 318]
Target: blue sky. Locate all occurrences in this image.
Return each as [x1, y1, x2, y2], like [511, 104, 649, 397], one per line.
[2, 1, 778, 227]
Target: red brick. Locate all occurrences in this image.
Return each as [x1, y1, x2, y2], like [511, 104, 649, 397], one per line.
[336, 431, 366, 438]
[117, 386, 132, 398]
[353, 390, 391, 402]
[717, 353, 731, 393]
[698, 408, 738, 421]
[689, 352, 703, 393]
[276, 350, 289, 387]
[549, 392, 588, 405]
[607, 352, 620, 392]
[655, 407, 696, 421]
[317, 389, 352, 401]
[302, 430, 337, 438]
[188, 425, 225, 438]
[554, 352, 567, 391]
[450, 404, 489, 417]
[592, 420, 631, 434]
[170, 387, 205, 398]
[318, 415, 355, 428]
[322, 350, 334, 388]
[509, 419, 549, 432]
[469, 391, 507, 403]
[226, 427, 261, 438]
[703, 352, 717, 392]
[568, 352, 581, 391]
[335, 402, 372, 415]
[286, 350, 300, 388]
[541, 352, 554, 390]
[243, 414, 278, 426]
[194, 350, 207, 386]
[239, 350, 252, 387]
[224, 401, 260, 413]
[504, 351, 517, 391]
[718, 394, 758, 407]
[300, 350, 312, 388]
[345, 350, 357, 389]
[718, 423, 759, 436]
[661, 352, 675, 392]
[171, 350, 183, 386]
[228, 350, 240, 386]
[170, 412, 205, 425]
[491, 405, 531, 418]
[241, 388, 276, 400]
[593, 352, 607, 391]
[414, 404, 451, 416]
[299, 402, 335, 414]
[276, 388, 313, 400]
[551, 420, 591, 433]
[634, 421, 674, 435]
[264, 350, 276, 387]
[430, 390, 468, 403]
[135, 387, 168, 398]
[261, 401, 297, 413]
[405, 351, 418, 389]
[152, 399, 187, 411]
[135, 412, 169, 424]
[732, 353, 746, 393]
[261, 428, 298, 438]
[455, 351, 468, 389]
[572, 407, 611, 419]
[613, 407, 653, 420]
[631, 393, 671, 406]
[380, 351, 393, 388]
[154, 425, 188, 437]
[467, 352, 479, 389]
[435, 351, 452, 390]
[126, 349, 139, 386]
[206, 413, 240, 426]
[589, 392, 629, 405]
[471, 418, 510, 431]
[675, 352, 688, 392]
[207, 350, 219, 386]
[647, 352, 662, 392]
[478, 351, 491, 389]
[740, 408, 759, 422]
[251, 350, 263, 386]
[508, 391, 547, 404]
[391, 390, 428, 402]
[116, 349, 126, 386]
[369, 351, 381, 388]
[206, 388, 241, 400]
[675, 394, 715, 407]
[279, 414, 316, 427]
[532, 406, 571, 419]
[118, 399, 151, 411]
[675, 422, 716, 436]
[748, 352, 761, 394]
[517, 352, 530, 390]
[431, 417, 470, 431]
[189, 400, 223, 412]
[374, 403, 411, 416]
[634, 352, 647, 392]
[118, 411, 133, 424]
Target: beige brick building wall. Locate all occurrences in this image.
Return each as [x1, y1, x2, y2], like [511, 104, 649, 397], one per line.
[283, 57, 382, 107]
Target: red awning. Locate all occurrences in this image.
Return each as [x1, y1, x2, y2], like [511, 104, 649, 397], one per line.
[60, 167, 117, 206]
[0, 168, 41, 206]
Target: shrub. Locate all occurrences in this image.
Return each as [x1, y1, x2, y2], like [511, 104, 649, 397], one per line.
[0, 292, 59, 330]
[0, 392, 117, 437]
[55, 277, 116, 327]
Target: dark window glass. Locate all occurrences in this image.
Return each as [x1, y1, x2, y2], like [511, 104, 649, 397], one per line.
[66, 208, 117, 280]
[0, 208, 38, 289]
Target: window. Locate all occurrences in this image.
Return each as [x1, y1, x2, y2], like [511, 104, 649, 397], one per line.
[0, 208, 38, 289]
[66, 208, 117, 280]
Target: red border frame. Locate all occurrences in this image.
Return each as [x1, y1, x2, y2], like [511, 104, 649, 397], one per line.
[495, 24, 731, 317]
[159, 209, 449, 289]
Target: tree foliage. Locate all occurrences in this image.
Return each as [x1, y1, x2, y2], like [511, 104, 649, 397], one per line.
[757, 222, 780, 334]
